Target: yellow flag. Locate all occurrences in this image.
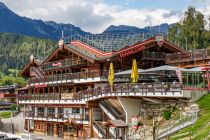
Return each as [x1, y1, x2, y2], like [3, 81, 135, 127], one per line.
[131, 59, 139, 83]
[108, 62, 114, 86]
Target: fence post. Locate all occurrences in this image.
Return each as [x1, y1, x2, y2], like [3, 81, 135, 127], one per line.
[189, 131, 192, 140]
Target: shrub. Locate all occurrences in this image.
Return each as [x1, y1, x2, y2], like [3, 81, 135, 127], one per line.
[163, 111, 172, 120]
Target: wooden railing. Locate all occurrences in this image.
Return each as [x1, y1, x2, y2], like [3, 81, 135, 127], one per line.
[41, 58, 86, 70]
[142, 51, 165, 60]
[28, 70, 124, 85]
[19, 82, 182, 101]
[25, 111, 89, 122]
[166, 49, 210, 64]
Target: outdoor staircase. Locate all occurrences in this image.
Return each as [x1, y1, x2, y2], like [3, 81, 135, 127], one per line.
[93, 120, 106, 138]
[93, 120, 115, 139]
[30, 66, 45, 79]
[99, 99, 125, 121]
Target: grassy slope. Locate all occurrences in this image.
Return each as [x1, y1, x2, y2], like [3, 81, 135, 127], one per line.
[170, 94, 210, 140]
[0, 111, 11, 119]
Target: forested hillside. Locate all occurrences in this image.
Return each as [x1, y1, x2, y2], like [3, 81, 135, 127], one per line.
[0, 33, 56, 74]
[167, 6, 210, 50]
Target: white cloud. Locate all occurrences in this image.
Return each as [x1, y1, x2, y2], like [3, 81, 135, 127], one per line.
[0, 0, 208, 33]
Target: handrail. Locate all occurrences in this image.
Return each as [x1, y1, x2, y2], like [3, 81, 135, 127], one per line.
[93, 120, 106, 138]
[19, 82, 182, 101]
[156, 112, 198, 139]
[100, 101, 125, 121]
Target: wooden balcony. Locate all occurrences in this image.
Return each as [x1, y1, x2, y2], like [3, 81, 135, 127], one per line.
[41, 58, 86, 71]
[24, 111, 89, 122]
[166, 49, 210, 64]
[19, 82, 182, 102]
[0, 93, 16, 98]
[142, 51, 165, 61]
[28, 70, 125, 85]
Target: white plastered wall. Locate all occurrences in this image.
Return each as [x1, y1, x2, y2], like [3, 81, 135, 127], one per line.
[118, 97, 141, 123]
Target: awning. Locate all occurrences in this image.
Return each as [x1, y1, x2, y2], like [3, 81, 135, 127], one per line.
[115, 65, 185, 76]
[105, 120, 128, 128]
[16, 86, 28, 91]
[182, 67, 206, 72]
[140, 65, 185, 73]
[115, 69, 142, 76]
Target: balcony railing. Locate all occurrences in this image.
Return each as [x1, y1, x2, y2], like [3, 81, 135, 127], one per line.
[28, 70, 124, 85]
[166, 49, 210, 64]
[25, 111, 89, 122]
[142, 51, 165, 61]
[41, 58, 86, 70]
[19, 82, 182, 101]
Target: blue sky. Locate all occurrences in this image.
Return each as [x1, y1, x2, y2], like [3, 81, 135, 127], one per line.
[0, 0, 210, 33]
[105, 0, 207, 10]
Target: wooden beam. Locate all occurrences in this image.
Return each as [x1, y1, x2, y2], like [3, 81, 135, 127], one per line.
[142, 97, 163, 104]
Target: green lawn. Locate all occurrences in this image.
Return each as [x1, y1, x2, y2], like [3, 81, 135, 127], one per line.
[0, 111, 11, 118]
[170, 94, 210, 140]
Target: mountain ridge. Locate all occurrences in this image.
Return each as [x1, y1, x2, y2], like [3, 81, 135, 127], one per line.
[0, 2, 170, 40]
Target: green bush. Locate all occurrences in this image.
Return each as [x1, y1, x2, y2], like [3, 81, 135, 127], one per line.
[163, 111, 172, 120]
[10, 104, 19, 111]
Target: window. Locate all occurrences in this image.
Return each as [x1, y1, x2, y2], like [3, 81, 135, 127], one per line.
[47, 108, 55, 113]
[64, 125, 75, 132]
[72, 108, 80, 114]
[58, 108, 63, 113]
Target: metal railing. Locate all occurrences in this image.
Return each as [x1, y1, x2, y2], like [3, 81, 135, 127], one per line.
[19, 82, 182, 101]
[25, 111, 89, 122]
[41, 58, 86, 70]
[156, 112, 198, 139]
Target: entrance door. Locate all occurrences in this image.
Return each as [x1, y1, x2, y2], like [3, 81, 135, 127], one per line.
[47, 124, 54, 136]
[58, 125, 63, 138]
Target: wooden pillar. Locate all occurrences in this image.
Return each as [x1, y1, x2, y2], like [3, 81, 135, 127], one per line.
[44, 123, 48, 136]
[207, 70, 210, 91]
[53, 124, 58, 137]
[89, 107, 93, 138]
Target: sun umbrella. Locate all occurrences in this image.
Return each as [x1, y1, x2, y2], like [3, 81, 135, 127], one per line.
[108, 62, 114, 86]
[131, 59, 139, 83]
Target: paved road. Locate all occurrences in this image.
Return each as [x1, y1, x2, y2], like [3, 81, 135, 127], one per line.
[1, 111, 25, 133]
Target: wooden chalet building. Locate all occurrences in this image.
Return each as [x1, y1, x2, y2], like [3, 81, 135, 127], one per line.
[0, 84, 19, 104]
[18, 34, 199, 139]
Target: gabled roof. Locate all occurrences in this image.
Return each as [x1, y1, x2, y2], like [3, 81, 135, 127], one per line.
[117, 36, 185, 58]
[41, 45, 96, 65]
[19, 59, 39, 77]
[66, 35, 185, 59]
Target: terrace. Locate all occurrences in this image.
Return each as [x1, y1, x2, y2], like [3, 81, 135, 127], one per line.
[19, 82, 183, 104]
